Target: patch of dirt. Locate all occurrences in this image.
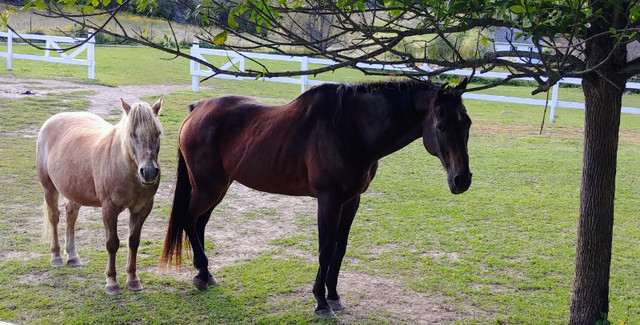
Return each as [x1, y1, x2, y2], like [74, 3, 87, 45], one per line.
[267, 272, 492, 324]
[0, 76, 198, 119]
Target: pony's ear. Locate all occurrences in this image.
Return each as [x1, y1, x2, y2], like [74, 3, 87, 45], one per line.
[121, 98, 132, 114]
[456, 77, 469, 90]
[151, 98, 163, 115]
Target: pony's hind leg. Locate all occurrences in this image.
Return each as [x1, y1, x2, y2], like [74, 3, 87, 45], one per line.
[65, 201, 83, 267]
[43, 188, 63, 267]
[125, 202, 152, 292]
[102, 203, 124, 295]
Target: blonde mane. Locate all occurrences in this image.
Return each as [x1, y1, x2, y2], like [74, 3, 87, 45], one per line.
[119, 102, 163, 152]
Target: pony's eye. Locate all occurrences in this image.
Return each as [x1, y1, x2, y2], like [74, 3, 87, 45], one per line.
[436, 122, 445, 132]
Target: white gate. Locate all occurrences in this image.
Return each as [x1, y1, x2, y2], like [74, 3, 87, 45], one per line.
[0, 29, 96, 79]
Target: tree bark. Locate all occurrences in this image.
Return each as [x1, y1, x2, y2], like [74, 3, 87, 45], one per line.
[569, 74, 623, 324]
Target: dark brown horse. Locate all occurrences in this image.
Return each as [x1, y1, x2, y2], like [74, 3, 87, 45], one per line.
[161, 79, 472, 318]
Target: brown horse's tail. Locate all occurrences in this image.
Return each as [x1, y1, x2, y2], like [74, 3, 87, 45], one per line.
[160, 147, 191, 268]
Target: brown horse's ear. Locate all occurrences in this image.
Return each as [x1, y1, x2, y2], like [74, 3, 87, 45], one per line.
[151, 98, 163, 115]
[456, 77, 469, 90]
[121, 98, 132, 114]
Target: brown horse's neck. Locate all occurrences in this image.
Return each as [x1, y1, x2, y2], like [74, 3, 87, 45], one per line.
[343, 89, 426, 161]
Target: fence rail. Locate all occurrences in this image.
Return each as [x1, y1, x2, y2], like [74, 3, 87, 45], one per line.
[0, 29, 95, 79]
[190, 43, 640, 123]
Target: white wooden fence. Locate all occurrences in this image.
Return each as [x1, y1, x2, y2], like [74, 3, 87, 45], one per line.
[190, 42, 640, 123]
[0, 29, 96, 79]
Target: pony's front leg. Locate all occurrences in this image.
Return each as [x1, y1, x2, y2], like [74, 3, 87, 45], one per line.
[64, 201, 83, 267]
[125, 203, 152, 292]
[313, 194, 342, 319]
[102, 203, 123, 295]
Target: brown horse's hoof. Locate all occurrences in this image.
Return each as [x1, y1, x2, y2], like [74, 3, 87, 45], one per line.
[105, 283, 123, 295]
[66, 257, 83, 267]
[327, 299, 345, 311]
[314, 307, 337, 319]
[193, 276, 208, 290]
[50, 256, 64, 267]
[208, 274, 217, 286]
[126, 280, 144, 292]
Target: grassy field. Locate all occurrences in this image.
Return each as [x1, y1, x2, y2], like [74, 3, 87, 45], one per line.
[0, 45, 640, 324]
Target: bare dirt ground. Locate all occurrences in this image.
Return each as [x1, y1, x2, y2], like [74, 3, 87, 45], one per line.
[0, 76, 489, 324]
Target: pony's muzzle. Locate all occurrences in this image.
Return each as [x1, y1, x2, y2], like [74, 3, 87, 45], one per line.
[450, 172, 472, 194]
[139, 164, 160, 185]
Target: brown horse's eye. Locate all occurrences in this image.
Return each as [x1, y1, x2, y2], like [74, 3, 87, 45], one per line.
[436, 122, 445, 132]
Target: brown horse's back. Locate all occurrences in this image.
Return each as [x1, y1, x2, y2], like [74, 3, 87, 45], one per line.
[36, 112, 114, 207]
[181, 95, 322, 196]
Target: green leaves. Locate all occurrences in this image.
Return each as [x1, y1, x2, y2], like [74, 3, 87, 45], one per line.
[212, 30, 228, 45]
[509, 5, 526, 14]
[1, 10, 15, 27]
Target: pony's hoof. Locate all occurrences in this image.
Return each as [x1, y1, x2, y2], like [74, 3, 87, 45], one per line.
[193, 276, 208, 290]
[328, 298, 345, 311]
[126, 280, 143, 292]
[208, 274, 217, 286]
[314, 307, 337, 319]
[66, 257, 83, 267]
[105, 284, 123, 295]
[50, 256, 64, 267]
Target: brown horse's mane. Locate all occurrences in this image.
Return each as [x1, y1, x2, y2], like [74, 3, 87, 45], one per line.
[296, 79, 440, 125]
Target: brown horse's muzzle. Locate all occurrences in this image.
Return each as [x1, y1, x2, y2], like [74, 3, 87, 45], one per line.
[448, 171, 472, 194]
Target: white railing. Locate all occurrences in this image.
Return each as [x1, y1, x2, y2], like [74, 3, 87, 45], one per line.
[189, 42, 640, 123]
[0, 29, 96, 79]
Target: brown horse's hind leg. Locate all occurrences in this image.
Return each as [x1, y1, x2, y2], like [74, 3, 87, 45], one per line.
[186, 179, 230, 290]
[125, 201, 152, 292]
[43, 187, 63, 267]
[196, 207, 217, 286]
[326, 195, 361, 312]
[102, 202, 124, 295]
[65, 201, 83, 267]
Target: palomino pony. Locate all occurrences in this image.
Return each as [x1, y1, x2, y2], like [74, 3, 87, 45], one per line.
[36, 98, 163, 295]
[161, 79, 472, 318]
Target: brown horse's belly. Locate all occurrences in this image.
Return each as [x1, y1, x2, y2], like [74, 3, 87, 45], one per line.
[233, 174, 314, 197]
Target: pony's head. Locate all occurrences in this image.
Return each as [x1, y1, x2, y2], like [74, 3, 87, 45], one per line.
[121, 98, 163, 186]
[420, 79, 473, 194]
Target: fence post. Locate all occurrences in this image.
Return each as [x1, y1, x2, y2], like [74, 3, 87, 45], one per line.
[7, 29, 12, 70]
[87, 29, 95, 79]
[300, 56, 308, 93]
[191, 39, 200, 92]
[549, 82, 560, 123]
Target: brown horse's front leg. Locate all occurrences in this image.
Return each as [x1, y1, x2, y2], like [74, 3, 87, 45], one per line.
[102, 203, 123, 295]
[125, 202, 152, 292]
[313, 194, 342, 319]
[326, 195, 361, 311]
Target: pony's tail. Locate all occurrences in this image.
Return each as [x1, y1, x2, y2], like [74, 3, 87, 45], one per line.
[160, 148, 191, 268]
[42, 199, 53, 241]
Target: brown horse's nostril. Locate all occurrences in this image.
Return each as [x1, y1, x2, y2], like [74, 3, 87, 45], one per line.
[454, 174, 462, 187]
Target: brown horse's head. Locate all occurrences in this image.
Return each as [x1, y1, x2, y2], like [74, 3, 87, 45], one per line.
[420, 79, 472, 194]
[121, 98, 163, 186]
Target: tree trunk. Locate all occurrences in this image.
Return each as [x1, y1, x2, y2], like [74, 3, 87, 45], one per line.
[569, 72, 625, 323]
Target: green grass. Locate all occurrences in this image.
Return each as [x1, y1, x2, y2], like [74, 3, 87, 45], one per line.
[1, 45, 640, 324]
